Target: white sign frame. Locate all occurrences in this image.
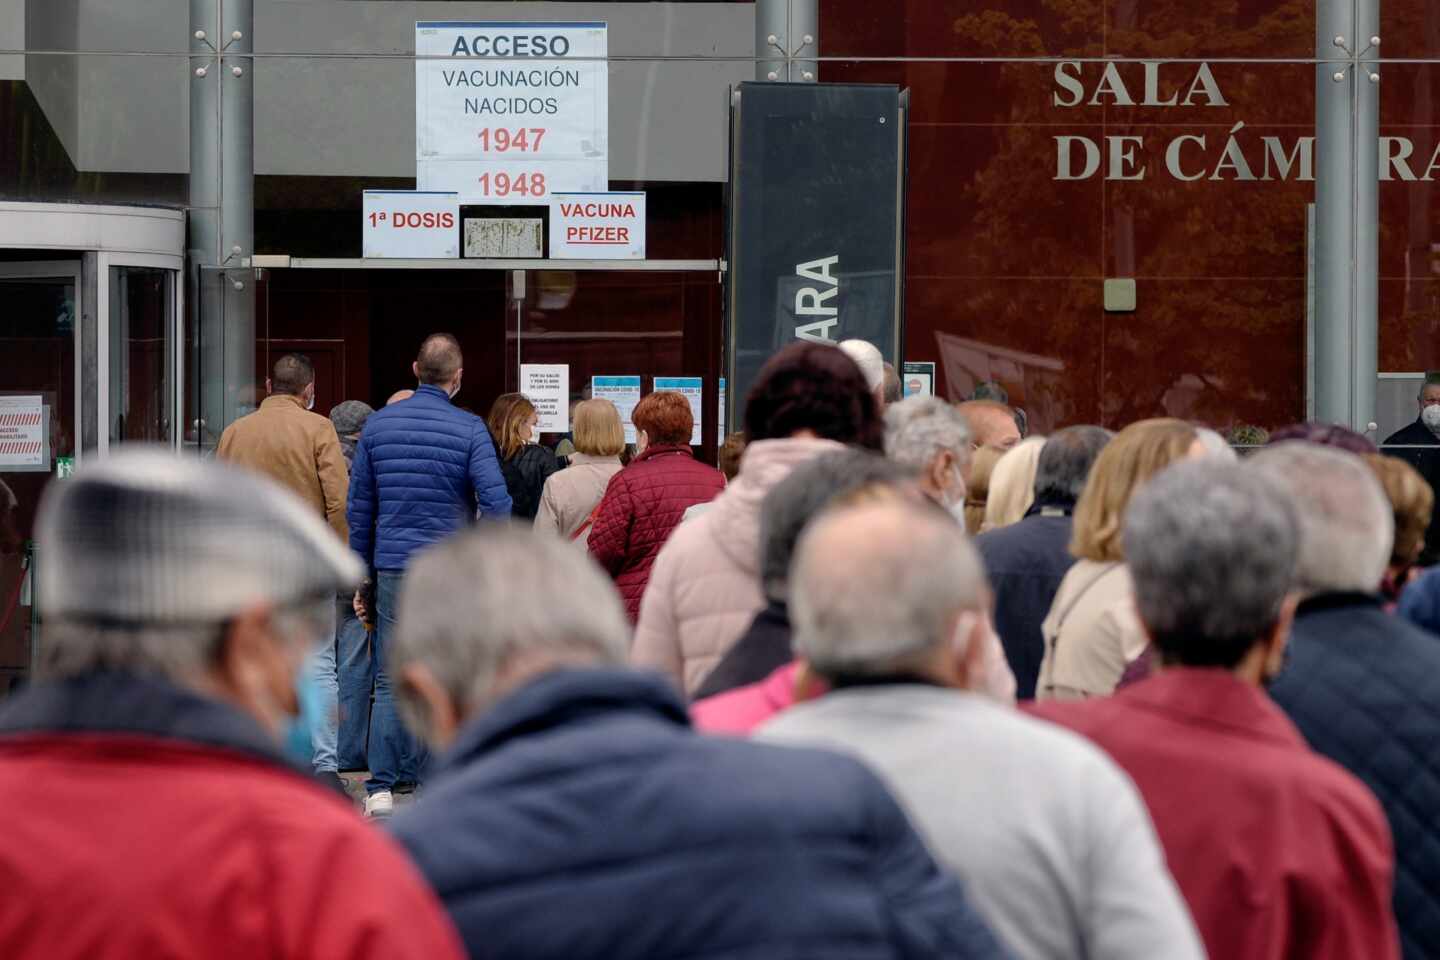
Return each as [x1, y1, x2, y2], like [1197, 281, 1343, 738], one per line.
[902, 362, 936, 398]
[362, 191, 460, 258]
[549, 192, 645, 259]
[415, 21, 609, 205]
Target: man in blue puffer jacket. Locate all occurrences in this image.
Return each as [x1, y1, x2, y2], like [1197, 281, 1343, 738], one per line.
[348, 332, 512, 817]
[388, 526, 1011, 960]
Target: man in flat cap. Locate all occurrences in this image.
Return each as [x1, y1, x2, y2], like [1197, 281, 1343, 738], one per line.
[1382, 372, 1440, 563]
[0, 451, 463, 960]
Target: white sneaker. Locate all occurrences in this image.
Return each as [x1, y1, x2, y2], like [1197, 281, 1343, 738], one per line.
[364, 790, 394, 819]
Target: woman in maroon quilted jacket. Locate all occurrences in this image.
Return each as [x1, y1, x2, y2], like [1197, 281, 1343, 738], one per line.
[588, 391, 726, 620]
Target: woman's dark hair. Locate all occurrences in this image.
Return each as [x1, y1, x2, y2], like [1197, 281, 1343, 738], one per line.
[742, 342, 884, 450]
[1267, 421, 1377, 455]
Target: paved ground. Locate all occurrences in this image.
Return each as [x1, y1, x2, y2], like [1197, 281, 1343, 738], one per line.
[339, 771, 421, 813]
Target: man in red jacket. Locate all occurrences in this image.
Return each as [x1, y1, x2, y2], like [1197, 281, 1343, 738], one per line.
[0, 451, 463, 960]
[1031, 458, 1399, 960]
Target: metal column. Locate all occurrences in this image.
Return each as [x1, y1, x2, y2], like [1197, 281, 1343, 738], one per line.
[1313, 0, 1380, 431]
[755, 0, 818, 82]
[189, 0, 254, 438]
[1353, 0, 1381, 435]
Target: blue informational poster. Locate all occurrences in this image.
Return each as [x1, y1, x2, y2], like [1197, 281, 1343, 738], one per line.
[654, 376, 704, 446]
[592, 375, 643, 443]
[718, 377, 727, 440]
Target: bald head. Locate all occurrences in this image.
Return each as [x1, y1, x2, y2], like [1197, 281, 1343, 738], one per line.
[414, 334, 463, 389]
[791, 500, 987, 679]
[957, 400, 1021, 451]
[1249, 442, 1393, 595]
[387, 389, 414, 406]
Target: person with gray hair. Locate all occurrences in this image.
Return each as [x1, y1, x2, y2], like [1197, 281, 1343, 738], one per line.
[0, 451, 464, 960]
[386, 524, 1010, 960]
[693, 453, 1016, 732]
[1032, 460, 1399, 959]
[1252, 442, 1440, 955]
[881, 361, 903, 405]
[759, 498, 1204, 960]
[884, 395, 971, 512]
[976, 425, 1112, 698]
[839, 339, 886, 409]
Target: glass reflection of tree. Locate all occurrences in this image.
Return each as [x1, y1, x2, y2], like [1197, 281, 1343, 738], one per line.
[951, 0, 1314, 429]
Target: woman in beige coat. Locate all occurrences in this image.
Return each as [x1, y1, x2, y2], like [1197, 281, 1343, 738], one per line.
[1035, 419, 1204, 700]
[534, 399, 626, 541]
[631, 342, 886, 696]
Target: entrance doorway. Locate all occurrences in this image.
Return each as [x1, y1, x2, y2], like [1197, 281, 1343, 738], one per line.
[0, 262, 78, 695]
[252, 258, 725, 460]
[0, 202, 184, 697]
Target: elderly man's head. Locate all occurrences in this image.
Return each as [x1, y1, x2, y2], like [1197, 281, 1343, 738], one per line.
[36, 451, 360, 737]
[956, 400, 1021, 451]
[1250, 442, 1393, 596]
[759, 450, 917, 603]
[1032, 425, 1112, 509]
[881, 362, 902, 406]
[1124, 460, 1299, 679]
[791, 500, 990, 686]
[392, 526, 630, 746]
[884, 396, 972, 509]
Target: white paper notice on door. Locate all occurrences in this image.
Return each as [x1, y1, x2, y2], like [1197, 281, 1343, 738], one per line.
[521, 364, 570, 433]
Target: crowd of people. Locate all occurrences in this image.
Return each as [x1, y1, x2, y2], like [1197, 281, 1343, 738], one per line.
[5, 330, 1440, 959]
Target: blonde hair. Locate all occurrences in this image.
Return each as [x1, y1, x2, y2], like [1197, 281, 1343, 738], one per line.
[573, 399, 625, 458]
[964, 446, 1003, 536]
[1070, 418, 1198, 562]
[1364, 454, 1434, 566]
[982, 436, 1046, 532]
[495, 396, 538, 461]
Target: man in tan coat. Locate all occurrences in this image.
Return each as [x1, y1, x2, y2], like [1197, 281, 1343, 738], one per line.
[218, 353, 349, 543]
[217, 352, 350, 789]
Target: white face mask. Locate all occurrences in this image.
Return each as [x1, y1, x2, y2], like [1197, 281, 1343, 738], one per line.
[305, 392, 315, 411]
[1423, 405, 1440, 430]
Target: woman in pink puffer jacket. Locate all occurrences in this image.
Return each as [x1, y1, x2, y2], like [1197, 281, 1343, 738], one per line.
[632, 342, 885, 696]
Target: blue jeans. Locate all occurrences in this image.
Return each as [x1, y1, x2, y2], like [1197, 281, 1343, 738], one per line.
[367, 571, 429, 794]
[336, 597, 373, 771]
[307, 599, 340, 774]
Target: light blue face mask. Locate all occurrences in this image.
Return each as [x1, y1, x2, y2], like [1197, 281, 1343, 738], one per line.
[283, 659, 325, 767]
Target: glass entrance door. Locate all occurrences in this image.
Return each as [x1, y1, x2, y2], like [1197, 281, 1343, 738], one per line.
[0, 261, 80, 696]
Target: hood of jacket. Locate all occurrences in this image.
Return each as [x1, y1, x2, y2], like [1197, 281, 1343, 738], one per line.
[702, 437, 844, 577]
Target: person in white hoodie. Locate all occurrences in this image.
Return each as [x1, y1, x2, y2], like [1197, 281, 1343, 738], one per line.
[631, 342, 884, 696]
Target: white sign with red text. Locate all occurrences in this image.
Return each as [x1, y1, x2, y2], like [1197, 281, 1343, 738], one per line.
[0, 395, 46, 471]
[548, 192, 644, 259]
[363, 191, 460, 258]
[415, 21, 608, 204]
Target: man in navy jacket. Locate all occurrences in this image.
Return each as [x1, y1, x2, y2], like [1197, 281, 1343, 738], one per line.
[1255, 442, 1440, 959]
[387, 526, 1010, 960]
[975, 426, 1111, 698]
[348, 332, 511, 816]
